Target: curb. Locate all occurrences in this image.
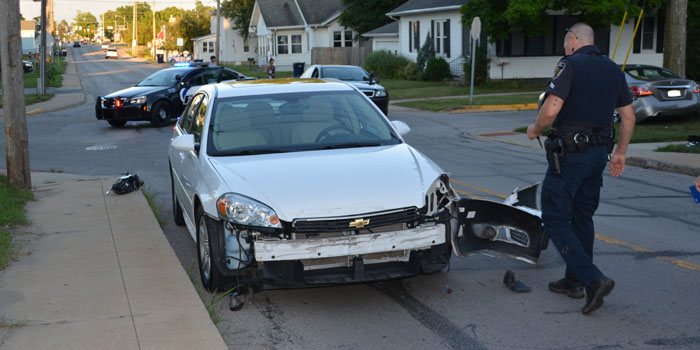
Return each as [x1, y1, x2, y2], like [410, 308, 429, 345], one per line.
[447, 103, 538, 113]
[627, 156, 700, 176]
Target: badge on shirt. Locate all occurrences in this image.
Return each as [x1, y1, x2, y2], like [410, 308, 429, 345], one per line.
[553, 61, 566, 80]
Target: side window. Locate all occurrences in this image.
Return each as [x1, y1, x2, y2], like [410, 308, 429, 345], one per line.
[192, 95, 209, 143]
[188, 71, 205, 86]
[202, 69, 219, 84]
[312, 68, 319, 78]
[179, 94, 204, 133]
[220, 69, 240, 80]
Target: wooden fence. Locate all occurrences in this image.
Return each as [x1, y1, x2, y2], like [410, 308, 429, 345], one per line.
[311, 47, 372, 66]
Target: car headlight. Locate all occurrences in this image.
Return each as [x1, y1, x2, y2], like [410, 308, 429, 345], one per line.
[216, 193, 282, 228]
[130, 96, 147, 104]
[375, 90, 386, 97]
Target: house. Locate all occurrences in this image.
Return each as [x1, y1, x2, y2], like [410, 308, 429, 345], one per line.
[361, 21, 399, 54]
[384, 0, 665, 79]
[192, 15, 257, 65]
[21, 20, 37, 54]
[386, 0, 471, 76]
[249, 0, 364, 70]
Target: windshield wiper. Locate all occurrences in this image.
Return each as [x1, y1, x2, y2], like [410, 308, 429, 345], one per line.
[219, 149, 291, 156]
[321, 142, 383, 150]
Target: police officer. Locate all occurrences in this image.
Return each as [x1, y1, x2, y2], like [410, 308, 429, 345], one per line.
[526, 23, 636, 314]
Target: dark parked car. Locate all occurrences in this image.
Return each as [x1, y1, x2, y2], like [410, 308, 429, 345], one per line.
[22, 60, 33, 73]
[73, 41, 81, 47]
[622, 64, 700, 122]
[299, 65, 389, 115]
[95, 65, 254, 127]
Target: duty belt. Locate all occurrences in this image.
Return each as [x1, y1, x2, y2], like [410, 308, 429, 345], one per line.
[561, 132, 613, 153]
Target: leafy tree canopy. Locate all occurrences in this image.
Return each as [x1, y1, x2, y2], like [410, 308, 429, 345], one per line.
[339, 0, 405, 34]
[221, 0, 255, 39]
[72, 11, 98, 38]
[461, 0, 666, 41]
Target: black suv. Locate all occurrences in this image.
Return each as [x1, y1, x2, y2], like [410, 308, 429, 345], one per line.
[299, 65, 389, 115]
[96, 65, 253, 127]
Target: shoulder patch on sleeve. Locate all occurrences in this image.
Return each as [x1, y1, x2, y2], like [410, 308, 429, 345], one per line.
[553, 60, 567, 80]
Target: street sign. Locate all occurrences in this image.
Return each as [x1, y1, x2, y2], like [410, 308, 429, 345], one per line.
[471, 17, 481, 41]
[107, 26, 113, 30]
[177, 38, 183, 47]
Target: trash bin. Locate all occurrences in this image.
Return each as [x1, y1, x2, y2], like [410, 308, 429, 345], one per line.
[293, 62, 305, 78]
[157, 54, 164, 63]
[62, 49, 67, 57]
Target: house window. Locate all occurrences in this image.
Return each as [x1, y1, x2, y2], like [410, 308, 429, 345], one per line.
[432, 20, 450, 56]
[277, 35, 288, 54]
[208, 41, 215, 53]
[642, 17, 654, 50]
[434, 20, 442, 53]
[202, 42, 208, 52]
[344, 30, 353, 47]
[334, 31, 342, 47]
[244, 39, 249, 52]
[412, 22, 420, 52]
[292, 34, 302, 53]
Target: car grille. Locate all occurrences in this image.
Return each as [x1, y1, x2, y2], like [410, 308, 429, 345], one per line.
[292, 208, 418, 235]
[101, 98, 116, 108]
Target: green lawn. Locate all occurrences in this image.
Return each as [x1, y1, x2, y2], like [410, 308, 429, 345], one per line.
[0, 94, 54, 109]
[513, 114, 700, 144]
[656, 144, 700, 153]
[383, 78, 543, 100]
[0, 175, 34, 270]
[223, 64, 294, 80]
[395, 93, 540, 112]
[0, 56, 66, 89]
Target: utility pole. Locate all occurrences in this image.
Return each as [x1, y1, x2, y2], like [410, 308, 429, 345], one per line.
[152, 0, 156, 60]
[0, 0, 32, 189]
[664, 0, 688, 77]
[132, 1, 137, 57]
[216, 0, 221, 64]
[40, 0, 47, 96]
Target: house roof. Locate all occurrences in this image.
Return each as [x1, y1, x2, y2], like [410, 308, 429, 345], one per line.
[21, 20, 36, 31]
[191, 33, 216, 41]
[387, 0, 467, 16]
[362, 21, 399, 37]
[256, 0, 342, 28]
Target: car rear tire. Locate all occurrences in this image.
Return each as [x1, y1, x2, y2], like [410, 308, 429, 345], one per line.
[108, 120, 127, 127]
[196, 205, 225, 292]
[171, 170, 185, 226]
[150, 101, 170, 128]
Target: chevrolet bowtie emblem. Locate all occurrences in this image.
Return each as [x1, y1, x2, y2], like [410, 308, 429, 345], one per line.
[349, 218, 370, 228]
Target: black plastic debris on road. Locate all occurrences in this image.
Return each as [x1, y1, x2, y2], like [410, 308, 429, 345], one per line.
[503, 270, 531, 293]
[110, 173, 143, 194]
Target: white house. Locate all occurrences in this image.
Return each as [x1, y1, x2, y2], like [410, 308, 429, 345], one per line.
[21, 20, 37, 54]
[192, 15, 258, 65]
[384, 0, 666, 79]
[249, 0, 360, 70]
[361, 21, 399, 54]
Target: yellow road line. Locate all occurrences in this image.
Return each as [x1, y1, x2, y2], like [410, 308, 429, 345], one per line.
[454, 179, 700, 273]
[452, 187, 485, 200]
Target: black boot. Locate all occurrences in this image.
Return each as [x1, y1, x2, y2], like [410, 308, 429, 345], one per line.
[548, 277, 584, 299]
[582, 275, 615, 315]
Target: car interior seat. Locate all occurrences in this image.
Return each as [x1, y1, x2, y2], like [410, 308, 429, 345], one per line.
[289, 97, 342, 144]
[211, 103, 268, 150]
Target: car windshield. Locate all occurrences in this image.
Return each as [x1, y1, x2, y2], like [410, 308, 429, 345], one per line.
[624, 67, 680, 81]
[137, 69, 188, 86]
[208, 90, 400, 156]
[322, 67, 370, 81]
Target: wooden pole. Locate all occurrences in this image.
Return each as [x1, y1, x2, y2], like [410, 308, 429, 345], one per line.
[0, 0, 32, 189]
[40, 0, 47, 96]
[216, 0, 221, 64]
[132, 1, 137, 56]
[152, 0, 156, 60]
[663, 0, 688, 77]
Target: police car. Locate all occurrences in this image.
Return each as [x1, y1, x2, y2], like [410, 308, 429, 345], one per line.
[95, 63, 254, 127]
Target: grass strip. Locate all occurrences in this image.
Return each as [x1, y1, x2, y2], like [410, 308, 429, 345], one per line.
[655, 144, 700, 153]
[222, 64, 294, 80]
[395, 93, 540, 112]
[0, 94, 53, 109]
[0, 175, 34, 270]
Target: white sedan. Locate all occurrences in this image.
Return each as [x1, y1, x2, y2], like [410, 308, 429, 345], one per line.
[168, 78, 547, 292]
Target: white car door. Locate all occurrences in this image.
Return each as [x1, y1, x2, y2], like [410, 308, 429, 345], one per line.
[171, 94, 205, 221]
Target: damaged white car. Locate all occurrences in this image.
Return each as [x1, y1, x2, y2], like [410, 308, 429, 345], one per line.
[168, 79, 547, 292]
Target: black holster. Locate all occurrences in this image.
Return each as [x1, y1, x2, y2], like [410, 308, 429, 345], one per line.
[544, 132, 564, 175]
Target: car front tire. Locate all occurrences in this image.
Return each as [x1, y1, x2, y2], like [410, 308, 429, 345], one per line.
[171, 170, 185, 226]
[150, 101, 170, 127]
[196, 205, 225, 292]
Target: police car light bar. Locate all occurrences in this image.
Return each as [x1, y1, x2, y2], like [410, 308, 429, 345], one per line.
[174, 62, 192, 67]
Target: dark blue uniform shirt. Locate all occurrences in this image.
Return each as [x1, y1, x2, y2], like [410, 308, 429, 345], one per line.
[545, 45, 633, 134]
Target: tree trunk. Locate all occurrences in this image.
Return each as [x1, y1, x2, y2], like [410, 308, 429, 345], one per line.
[663, 0, 688, 77]
[0, 0, 32, 190]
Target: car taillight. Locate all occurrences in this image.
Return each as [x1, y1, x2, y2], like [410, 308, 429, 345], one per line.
[629, 86, 653, 96]
[115, 99, 122, 108]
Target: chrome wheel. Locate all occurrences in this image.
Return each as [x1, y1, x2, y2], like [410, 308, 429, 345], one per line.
[158, 107, 168, 122]
[198, 219, 211, 282]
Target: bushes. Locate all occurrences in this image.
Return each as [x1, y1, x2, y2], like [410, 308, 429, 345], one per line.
[416, 33, 435, 71]
[422, 57, 451, 81]
[463, 41, 490, 86]
[362, 50, 410, 79]
[398, 61, 417, 80]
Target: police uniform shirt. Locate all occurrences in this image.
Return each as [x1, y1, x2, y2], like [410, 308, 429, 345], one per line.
[545, 45, 633, 131]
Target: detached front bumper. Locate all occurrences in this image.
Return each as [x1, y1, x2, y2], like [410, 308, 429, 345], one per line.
[254, 224, 446, 262]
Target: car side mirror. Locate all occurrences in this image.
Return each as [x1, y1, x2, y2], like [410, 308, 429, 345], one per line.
[175, 75, 181, 81]
[171, 134, 196, 152]
[391, 120, 411, 136]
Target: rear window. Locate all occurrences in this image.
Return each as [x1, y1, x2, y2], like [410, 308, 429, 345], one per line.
[625, 67, 680, 81]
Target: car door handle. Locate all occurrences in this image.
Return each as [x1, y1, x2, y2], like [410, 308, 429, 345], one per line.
[179, 152, 186, 161]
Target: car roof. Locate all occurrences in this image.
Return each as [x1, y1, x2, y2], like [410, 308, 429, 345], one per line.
[619, 64, 665, 70]
[212, 78, 355, 98]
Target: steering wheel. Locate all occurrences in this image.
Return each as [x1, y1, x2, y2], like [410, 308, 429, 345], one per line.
[315, 125, 354, 143]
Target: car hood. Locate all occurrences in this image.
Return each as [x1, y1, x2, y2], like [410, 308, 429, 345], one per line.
[104, 86, 168, 98]
[208, 144, 444, 221]
[344, 81, 385, 91]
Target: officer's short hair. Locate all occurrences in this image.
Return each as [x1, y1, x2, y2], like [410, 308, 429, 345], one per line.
[570, 23, 595, 44]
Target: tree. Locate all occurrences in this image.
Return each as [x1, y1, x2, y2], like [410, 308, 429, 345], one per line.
[72, 11, 98, 39]
[164, 2, 213, 51]
[461, 0, 666, 41]
[221, 0, 255, 39]
[416, 33, 434, 72]
[56, 19, 69, 41]
[687, 0, 700, 80]
[663, 0, 687, 77]
[339, 0, 405, 35]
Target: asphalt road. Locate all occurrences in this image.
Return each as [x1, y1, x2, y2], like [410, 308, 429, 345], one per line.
[1, 46, 699, 350]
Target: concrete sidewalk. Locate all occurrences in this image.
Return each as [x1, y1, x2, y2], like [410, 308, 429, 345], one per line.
[0, 50, 86, 118]
[478, 131, 700, 176]
[0, 172, 227, 350]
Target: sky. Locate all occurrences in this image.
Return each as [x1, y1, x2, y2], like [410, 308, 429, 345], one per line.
[20, 0, 205, 24]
